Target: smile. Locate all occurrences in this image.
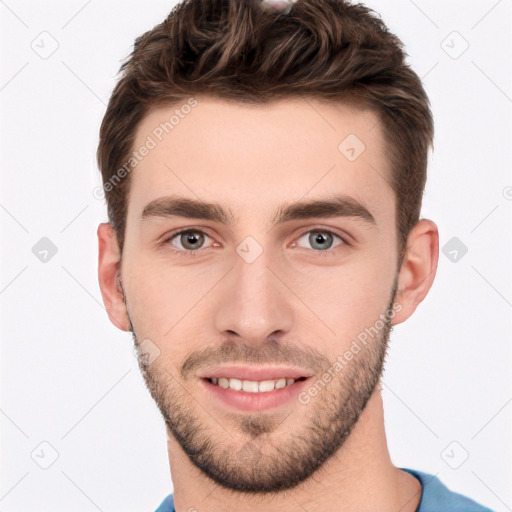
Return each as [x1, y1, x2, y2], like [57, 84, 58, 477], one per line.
[207, 376, 306, 393]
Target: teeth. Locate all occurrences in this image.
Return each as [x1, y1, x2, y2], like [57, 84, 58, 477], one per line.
[275, 378, 286, 389]
[210, 377, 297, 392]
[242, 380, 259, 392]
[230, 378, 243, 391]
[258, 380, 275, 392]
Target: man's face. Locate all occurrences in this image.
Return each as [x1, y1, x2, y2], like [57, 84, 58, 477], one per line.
[120, 97, 400, 492]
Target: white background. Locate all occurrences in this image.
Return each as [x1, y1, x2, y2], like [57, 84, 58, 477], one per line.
[1, 0, 511, 510]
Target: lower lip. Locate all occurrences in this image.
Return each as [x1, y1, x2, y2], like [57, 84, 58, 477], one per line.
[201, 378, 310, 412]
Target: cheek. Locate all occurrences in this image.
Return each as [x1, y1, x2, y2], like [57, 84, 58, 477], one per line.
[125, 258, 218, 340]
[283, 248, 396, 343]
[124, 236, 397, 354]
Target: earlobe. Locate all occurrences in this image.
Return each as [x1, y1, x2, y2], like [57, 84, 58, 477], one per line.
[97, 222, 132, 331]
[391, 219, 439, 326]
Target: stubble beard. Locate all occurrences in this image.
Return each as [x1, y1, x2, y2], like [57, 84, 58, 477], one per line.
[131, 280, 398, 494]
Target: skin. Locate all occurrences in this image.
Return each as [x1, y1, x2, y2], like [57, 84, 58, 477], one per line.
[98, 96, 439, 512]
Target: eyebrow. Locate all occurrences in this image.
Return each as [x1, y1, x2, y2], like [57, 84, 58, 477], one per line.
[141, 194, 376, 227]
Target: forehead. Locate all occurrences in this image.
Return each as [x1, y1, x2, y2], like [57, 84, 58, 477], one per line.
[126, 96, 394, 228]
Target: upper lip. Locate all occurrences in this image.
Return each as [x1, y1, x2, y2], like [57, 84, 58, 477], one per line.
[197, 365, 313, 381]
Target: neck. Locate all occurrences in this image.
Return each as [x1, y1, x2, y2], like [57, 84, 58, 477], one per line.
[166, 385, 422, 512]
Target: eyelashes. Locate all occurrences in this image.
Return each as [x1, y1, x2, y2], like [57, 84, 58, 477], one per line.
[160, 227, 350, 257]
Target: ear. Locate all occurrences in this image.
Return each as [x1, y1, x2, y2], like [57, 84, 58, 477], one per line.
[391, 219, 439, 326]
[97, 222, 132, 331]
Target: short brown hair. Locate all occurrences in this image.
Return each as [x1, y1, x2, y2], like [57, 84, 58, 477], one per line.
[97, 0, 433, 267]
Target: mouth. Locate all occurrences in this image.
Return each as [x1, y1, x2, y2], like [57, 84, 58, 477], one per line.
[198, 366, 313, 411]
[204, 376, 308, 393]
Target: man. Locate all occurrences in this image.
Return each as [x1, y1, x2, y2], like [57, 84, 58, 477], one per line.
[96, 0, 495, 510]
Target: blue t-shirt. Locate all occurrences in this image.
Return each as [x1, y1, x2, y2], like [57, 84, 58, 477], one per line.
[154, 467, 495, 511]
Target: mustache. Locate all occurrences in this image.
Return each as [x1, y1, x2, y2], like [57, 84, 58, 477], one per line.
[180, 339, 332, 380]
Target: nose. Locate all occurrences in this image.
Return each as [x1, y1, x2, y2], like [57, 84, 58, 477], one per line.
[213, 245, 294, 346]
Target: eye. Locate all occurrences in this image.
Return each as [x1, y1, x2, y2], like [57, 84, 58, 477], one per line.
[292, 229, 346, 253]
[161, 227, 348, 257]
[163, 229, 214, 255]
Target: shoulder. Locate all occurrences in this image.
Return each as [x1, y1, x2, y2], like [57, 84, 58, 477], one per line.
[400, 467, 495, 512]
[154, 493, 174, 512]
[154, 473, 497, 512]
